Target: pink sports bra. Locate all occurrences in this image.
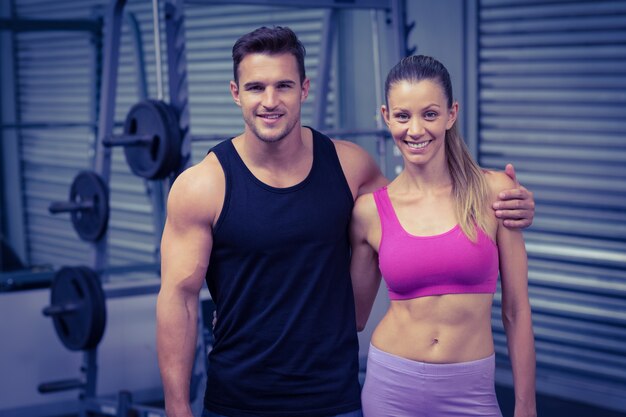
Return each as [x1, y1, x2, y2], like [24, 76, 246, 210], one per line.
[373, 187, 499, 300]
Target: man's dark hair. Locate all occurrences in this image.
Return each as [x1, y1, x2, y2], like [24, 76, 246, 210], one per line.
[232, 26, 306, 85]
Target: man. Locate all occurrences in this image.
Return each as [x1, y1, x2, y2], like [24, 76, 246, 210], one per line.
[157, 26, 534, 417]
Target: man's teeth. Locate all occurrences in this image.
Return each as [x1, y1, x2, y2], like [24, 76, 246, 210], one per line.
[406, 140, 430, 149]
[262, 114, 280, 119]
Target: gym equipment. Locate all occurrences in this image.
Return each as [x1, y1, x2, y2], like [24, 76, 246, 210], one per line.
[43, 266, 107, 351]
[49, 170, 110, 242]
[38, 263, 169, 417]
[42, 264, 164, 351]
[39, 262, 212, 417]
[34, 0, 410, 415]
[103, 99, 181, 180]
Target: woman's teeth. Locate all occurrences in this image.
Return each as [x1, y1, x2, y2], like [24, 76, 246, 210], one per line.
[406, 140, 430, 149]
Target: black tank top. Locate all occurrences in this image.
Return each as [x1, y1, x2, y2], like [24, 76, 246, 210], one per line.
[204, 128, 360, 417]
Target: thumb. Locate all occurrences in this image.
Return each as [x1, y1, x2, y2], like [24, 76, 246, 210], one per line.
[505, 163, 520, 187]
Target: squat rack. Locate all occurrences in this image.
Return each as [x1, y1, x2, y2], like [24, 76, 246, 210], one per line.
[1, 1, 411, 416]
[95, 0, 410, 270]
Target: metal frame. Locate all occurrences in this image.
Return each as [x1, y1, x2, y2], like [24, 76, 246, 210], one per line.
[0, 9, 159, 276]
[0, 18, 101, 32]
[0, 2, 27, 265]
[0, 14, 103, 269]
[0, 7, 170, 416]
[177, 0, 408, 172]
[464, 0, 479, 158]
[41, 3, 197, 415]
[126, 7, 168, 265]
[11, 1, 409, 415]
[163, 0, 192, 178]
[0, 15, 103, 268]
[186, 0, 394, 8]
[94, 1, 126, 273]
[92, 0, 410, 253]
[312, 9, 337, 130]
[208, 0, 410, 65]
[1, 0, 409, 270]
[37, 265, 167, 417]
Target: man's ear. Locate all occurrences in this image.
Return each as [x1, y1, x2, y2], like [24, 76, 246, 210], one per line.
[230, 80, 241, 106]
[301, 78, 310, 102]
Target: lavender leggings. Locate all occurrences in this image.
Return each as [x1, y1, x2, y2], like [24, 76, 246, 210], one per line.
[361, 344, 503, 417]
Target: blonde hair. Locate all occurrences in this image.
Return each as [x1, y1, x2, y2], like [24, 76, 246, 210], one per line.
[444, 122, 490, 241]
[385, 55, 489, 241]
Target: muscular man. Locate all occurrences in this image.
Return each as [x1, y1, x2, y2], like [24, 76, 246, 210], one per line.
[156, 26, 535, 417]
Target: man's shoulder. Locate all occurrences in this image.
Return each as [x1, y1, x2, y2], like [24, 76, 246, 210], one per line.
[331, 139, 375, 174]
[331, 137, 367, 154]
[330, 139, 387, 197]
[177, 152, 224, 189]
[305, 126, 368, 159]
[167, 153, 225, 220]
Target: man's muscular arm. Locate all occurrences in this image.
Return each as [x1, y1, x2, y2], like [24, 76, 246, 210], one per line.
[157, 159, 221, 417]
[333, 139, 389, 199]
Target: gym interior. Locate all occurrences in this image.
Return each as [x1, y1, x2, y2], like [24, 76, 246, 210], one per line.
[1, 1, 625, 416]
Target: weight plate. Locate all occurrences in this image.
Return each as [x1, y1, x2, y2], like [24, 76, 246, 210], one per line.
[123, 99, 179, 180]
[49, 266, 107, 351]
[76, 266, 107, 349]
[152, 100, 182, 178]
[69, 171, 109, 242]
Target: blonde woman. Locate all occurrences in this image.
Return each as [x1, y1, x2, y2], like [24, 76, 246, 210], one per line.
[350, 55, 536, 417]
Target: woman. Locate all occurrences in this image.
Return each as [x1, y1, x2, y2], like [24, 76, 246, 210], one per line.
[350, 55, 536, 417]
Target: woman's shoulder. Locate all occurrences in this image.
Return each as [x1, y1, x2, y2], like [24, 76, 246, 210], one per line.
[483, 169, 516, 198]
[354, 190, 377, 211]
[353, 190, 380, 223]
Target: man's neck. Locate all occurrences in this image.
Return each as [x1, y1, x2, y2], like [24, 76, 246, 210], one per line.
[233, 127, 314, 188]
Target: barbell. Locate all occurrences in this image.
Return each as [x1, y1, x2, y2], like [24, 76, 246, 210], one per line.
[43, 266, 107, 351]
[101, 99, 391, 182]
[49, 170, 110, 242]
[104, 99, 181, 180]
[42, 264, 162, 351]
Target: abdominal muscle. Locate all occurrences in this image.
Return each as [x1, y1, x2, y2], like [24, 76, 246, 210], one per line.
[371, 293, 495, 364]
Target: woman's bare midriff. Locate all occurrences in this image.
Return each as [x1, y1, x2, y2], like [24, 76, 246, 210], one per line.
[371, 293, 495, 364]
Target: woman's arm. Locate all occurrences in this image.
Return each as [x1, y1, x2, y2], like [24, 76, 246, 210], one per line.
[491, 172, 537, 417]
[349, 194, 382, 331]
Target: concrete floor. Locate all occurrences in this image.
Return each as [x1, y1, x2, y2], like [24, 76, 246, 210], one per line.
[496, 385, 625, 417]
[57, 384, 626, 417]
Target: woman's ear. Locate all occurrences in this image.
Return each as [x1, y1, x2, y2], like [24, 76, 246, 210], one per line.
[381, 105, 391, 127]
[446, 102, 459, 130]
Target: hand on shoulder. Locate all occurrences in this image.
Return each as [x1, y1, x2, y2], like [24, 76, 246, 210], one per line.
[484, 169, 517, 201]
